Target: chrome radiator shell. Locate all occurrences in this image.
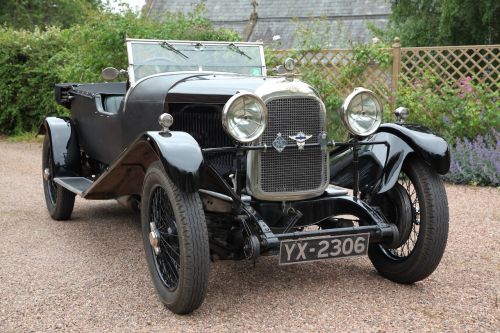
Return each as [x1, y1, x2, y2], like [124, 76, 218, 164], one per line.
[247, 79, 329, 201]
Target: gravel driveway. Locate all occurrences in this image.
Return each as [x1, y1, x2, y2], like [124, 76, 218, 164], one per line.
[0, 140, 498, 332]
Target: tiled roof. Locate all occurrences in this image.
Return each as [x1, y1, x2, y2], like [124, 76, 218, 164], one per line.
[146, 0, 390, 48]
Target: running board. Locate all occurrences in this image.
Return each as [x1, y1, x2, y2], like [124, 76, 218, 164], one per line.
[54, 177, 94, 196]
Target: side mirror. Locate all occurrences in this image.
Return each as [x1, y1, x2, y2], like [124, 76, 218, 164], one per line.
[101, 67, 127, 81]
[101, 67, 120, 81]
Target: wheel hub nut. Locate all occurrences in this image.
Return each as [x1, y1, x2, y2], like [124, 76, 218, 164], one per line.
[43, 168, 51, 181]
[149, 222, 161, 255]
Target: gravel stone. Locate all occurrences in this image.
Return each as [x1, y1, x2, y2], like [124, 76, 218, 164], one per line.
[0, 140, 498, 332]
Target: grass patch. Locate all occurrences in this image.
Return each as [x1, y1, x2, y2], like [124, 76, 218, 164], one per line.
[6, 131, 44, 143]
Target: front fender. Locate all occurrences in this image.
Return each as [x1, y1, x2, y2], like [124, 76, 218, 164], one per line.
[146, 131, 203, 193]
[330, 123, 449, 194]
[38, 117, 80, 177]
[378, 123, 450, 174]
[82, 131, 203, 199]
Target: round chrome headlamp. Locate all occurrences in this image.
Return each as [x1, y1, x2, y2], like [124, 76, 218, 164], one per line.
[222, 91, 267, 142]
[340, 87, 383, 136]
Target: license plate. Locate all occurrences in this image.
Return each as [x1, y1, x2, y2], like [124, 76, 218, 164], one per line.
[279, 233, 370, 265]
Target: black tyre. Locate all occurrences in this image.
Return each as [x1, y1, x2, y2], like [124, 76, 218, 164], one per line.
[141, 162, 209, 314]
[42, 135, 75, 220]
[368, 156, 449, 284]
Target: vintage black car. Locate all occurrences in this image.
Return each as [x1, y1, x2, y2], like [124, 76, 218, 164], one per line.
[40, 39, 450, 314]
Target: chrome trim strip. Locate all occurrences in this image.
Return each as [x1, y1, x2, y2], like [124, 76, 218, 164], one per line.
[126, 41, 136, 83]
[126, 38, 264, 46]
[259, 45, 267, 76]
[198, 189, 233, 202]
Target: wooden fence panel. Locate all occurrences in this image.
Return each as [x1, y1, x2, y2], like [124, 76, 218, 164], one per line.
[400, 45, 499, 92]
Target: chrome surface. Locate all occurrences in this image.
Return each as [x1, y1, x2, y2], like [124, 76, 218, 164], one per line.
[247, 78, 329, 201]
[272, 133, 288, 152]
[284, 58, 296, 71]
[149, 222, 161, 255]
[158, 113, 174, 133]
[318, 131, 329, 148]
[101, 67, 120, 81]
[288, 132, 312, 150]
[394, 106, 410, 122]
[43, 168, 50, 181]
[340, 87, 383, 136]
[221, 91, 268, 143]
[198, 189, 233, 202]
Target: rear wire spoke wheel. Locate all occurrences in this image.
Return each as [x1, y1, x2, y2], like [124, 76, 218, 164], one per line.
[141, 161, 209, 314]
[42, 135, 75, 220]
[368, 156, 449, 283]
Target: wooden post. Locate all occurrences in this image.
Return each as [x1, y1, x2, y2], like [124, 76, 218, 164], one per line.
[391, 37, 401, 111]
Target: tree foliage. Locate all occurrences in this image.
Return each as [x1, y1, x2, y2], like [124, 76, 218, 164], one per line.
[0, 8, 239, 135]
[388, 0, 499, 46]
[0, 0, 103, 30]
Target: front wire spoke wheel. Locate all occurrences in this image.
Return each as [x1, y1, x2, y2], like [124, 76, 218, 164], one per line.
[368, 156, 449, 284]
[149, 186, 180, 290]
[385, 173, 421, 259]
[141, 161, 209, 314]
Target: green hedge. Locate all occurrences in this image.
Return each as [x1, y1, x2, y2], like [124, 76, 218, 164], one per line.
[0, 9, 238, 135]
[0, 27, 66, 134]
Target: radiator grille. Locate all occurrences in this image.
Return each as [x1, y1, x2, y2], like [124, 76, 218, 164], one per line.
[259, 97, 328, 193]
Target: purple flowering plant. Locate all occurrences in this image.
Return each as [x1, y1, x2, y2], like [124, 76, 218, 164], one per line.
[444, 130, 500, 186]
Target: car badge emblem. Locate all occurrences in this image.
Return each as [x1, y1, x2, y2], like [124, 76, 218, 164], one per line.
[289, 132, 312, 150]
[272, 133, 288, 153]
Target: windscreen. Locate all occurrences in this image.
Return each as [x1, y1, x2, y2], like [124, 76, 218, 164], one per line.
[128, 41, 265, 82]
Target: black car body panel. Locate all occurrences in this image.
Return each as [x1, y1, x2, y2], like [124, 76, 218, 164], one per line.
[378, 123, 450, 174]
[330, 123, 450, 194]
[79, 131, 203, 199]
[39, 117, 80, 177]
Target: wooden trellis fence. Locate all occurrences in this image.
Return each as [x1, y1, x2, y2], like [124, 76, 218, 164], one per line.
[272, 48, 393, 103]
[272, 41, 499, 109]
[400, 45, 499, 90]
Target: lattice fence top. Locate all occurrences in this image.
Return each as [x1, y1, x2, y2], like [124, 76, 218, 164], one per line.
[400, 45, 499, 92]
[271, 49, 394, 105]
[270, 44, 499, 106]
